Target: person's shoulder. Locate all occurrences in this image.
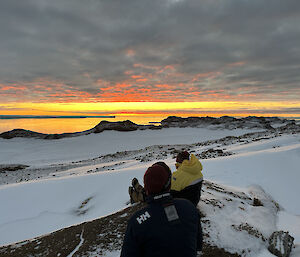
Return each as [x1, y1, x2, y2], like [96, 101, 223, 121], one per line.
[128, 205, 152, 225]
[130, 204, 149, 217]
[173, 198, 196, 209]
[173, 165, 184, 176]
[173, 198, 199, 218]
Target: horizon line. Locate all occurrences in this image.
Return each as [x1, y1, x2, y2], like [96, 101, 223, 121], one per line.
[1, 114, 300, 120]
[0, 115, 116, 119]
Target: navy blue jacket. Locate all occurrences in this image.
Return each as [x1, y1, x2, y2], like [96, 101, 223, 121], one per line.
[121, 193, 202, 257]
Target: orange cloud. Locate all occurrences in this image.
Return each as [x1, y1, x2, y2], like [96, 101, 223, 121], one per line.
[2, 58, 298, 104]
[0, 84, 27, 91]
[227, 62, 246, 67]
[131, 75, 142, 79]
[133, 63, 161, 70]
[125, 49, 136, 57]
[0, 76, 251, 103]
[158, 65, 176, 74]
[191, 71, 222, 82]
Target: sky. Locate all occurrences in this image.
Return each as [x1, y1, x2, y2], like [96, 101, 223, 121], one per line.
[0, 0, 300, 117]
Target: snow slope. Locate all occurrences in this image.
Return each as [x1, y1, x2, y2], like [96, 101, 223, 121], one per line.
[0, 127, 260, 166]
[203, 134, 300, 214]
[0, 127, 300, 256]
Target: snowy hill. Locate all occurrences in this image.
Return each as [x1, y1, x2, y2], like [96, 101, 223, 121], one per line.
[0, 117, 300, 256]
[0, 181, 285, 257]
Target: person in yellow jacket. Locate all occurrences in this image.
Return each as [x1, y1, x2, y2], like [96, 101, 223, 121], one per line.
[128, 152, 203, 206]
[170, 151, 203, 206]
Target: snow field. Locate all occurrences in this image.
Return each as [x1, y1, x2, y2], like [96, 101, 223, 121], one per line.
[0, 164, 146, 246]
[0, 128, 300, 256]
[0, 127, 261, 166]
[203, 137, 300, 214]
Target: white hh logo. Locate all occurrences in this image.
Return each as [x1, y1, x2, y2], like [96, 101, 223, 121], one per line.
[136, 211, 151, 224]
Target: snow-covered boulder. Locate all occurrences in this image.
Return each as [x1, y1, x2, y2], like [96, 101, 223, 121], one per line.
[268, 231, 294, 257]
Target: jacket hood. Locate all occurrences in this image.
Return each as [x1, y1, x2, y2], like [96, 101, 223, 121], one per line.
[178, 154, 202, 175]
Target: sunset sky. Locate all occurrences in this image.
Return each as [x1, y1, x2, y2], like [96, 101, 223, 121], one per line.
[0, 0, 300, 117]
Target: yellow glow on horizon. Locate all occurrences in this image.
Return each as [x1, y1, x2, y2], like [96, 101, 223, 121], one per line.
[1, 101, 300, 117]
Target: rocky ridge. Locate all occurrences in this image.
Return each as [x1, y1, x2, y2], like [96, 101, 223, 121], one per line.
[0, 116, 298, 140]
[160, 116, 293, 130]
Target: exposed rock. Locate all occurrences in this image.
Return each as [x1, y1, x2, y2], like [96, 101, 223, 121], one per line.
[161, 115, 291, 130]
[0, 120, 160, 140]
[212, 116, 237, 125]
[161, 116, 217, 127]
[0, 164, 29, 173]
[0, 129, 47, 139]
[0, 128, 91, 140]
[278, 122, 300, 133]
[232, 223, 266, 242]
[147, 125, 162, 130]
[268, 231, 294, 257]
[0, 116, 296, 140]
[161, 116, 186, 124]
[196, 148, 234, 159]
[94, 120, 139, 133]
[202, 245, 240, 257]
[253, 198, 264, 207]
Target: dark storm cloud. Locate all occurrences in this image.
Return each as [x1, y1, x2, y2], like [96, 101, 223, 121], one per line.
[0, 0, 300, 101]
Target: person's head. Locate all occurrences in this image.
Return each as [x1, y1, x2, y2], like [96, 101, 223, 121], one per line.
[176, 151, 190, 164]
[175, 151, 190, 169]
[154, 161, 171, 175]
[143, 162, 171, 196]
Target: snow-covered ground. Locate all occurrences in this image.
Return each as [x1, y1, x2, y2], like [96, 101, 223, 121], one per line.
[0, 127, 300, 256]
[0, 127, 260, 166]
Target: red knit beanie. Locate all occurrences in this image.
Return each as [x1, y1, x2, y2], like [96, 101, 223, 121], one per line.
[176, 151, 190, 163]
[144, 164, 170, 195]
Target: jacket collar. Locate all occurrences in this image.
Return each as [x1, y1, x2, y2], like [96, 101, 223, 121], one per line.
[146, 192, 172, 203]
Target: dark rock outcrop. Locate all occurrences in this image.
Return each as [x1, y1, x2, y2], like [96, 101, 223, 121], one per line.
[0, 164, 29, 173]
[268, 231, 294, 257]
[0, 128, 93, 140]
[278, 122, 300, 133]
[0, 120, 147, 140]
[196, 148, 234, 159]
[0, 129, 47, 139]
[161, 116, 217, 127]
[161, 115, 291, 130]
[94, 120, 139, 133]
[253, 198, 264, 207]
[0, 116, 297, 140]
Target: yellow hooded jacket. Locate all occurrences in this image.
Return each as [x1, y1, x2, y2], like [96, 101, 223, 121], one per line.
[171, 154, 203, 192]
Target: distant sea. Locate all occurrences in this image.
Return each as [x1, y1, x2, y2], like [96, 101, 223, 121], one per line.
[0, 115, 299, 134]
[0, 115, 164, 134]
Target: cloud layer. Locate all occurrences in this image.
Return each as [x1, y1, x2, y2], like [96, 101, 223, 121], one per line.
[0, 0, 300, 103]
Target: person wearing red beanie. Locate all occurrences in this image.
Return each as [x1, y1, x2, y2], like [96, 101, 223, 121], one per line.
[121, 163, 202, 257]
[129, 162, 172, 204]
[144, 164, 171, 195]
